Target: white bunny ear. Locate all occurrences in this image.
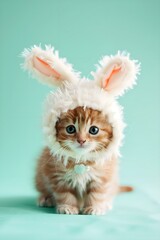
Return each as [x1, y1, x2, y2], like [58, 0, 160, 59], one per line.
[92, 52, 140, 97]
[21, 45, 79, 87]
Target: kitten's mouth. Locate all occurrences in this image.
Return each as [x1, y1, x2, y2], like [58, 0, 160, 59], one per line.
[77, 145, 86, 149]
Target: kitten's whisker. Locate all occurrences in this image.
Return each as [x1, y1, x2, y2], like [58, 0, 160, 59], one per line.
[53, 146, 64, 157]
[40, 154, 54, 169]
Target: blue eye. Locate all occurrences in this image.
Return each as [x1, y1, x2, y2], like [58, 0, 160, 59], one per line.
[89, 126, 99, 135]
[66, 125, 76, 134]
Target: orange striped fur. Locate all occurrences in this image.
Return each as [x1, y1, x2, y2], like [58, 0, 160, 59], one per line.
[35, 107, 124, 215]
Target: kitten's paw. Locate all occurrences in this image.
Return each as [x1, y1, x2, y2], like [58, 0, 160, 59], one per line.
[83, 205, 112, 215]
[57, 204, 79, 215]
[38, 195, 55, 207]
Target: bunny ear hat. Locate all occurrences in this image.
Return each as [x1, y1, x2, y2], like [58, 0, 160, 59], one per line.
[22, 45, 140, 163]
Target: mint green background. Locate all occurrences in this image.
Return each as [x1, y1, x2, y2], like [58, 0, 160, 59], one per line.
[0, 0, 160, 239]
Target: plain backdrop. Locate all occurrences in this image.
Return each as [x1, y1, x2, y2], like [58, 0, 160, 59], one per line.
[0, 1, 160, 240]
[0, 0, 160, 200]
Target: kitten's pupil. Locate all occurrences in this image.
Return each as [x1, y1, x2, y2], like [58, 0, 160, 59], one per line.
[66, 125, 76, 134]
[89, 126, 99, 135]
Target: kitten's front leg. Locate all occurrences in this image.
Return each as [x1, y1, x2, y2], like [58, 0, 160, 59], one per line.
[54, 187, 79, 215]
[83, 181, 114, 215]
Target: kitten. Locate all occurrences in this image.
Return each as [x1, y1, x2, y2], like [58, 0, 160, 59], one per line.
[35, 106, 128, 215]
[22, 46, 139, 215]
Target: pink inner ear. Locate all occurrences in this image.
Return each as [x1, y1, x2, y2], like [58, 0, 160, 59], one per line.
[103, 66, 122, 89]
[33, 57, 61, 79]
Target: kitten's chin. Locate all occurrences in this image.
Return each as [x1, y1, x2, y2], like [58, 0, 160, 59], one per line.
[68, 142, 99, 156]
[71, 144, 98, 157]
[74, 147, 90, 155]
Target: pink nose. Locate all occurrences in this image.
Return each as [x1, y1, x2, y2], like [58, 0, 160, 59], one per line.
[77, 139, 86, 145]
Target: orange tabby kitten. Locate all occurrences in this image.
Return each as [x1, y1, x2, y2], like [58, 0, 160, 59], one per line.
[22, 46, 139, 215]
[35, 107, 126, 215]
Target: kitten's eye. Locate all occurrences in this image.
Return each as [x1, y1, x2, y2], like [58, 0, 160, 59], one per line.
[66, 125, 76, 134]
[89, 126, 99, 135]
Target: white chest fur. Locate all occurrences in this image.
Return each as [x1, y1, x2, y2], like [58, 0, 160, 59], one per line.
[63, 164, 98, 196]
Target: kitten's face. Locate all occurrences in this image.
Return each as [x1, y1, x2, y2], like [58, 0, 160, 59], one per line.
[56, 107, 113, 156]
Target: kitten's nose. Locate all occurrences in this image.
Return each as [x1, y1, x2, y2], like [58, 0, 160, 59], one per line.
[77, 139, 86, 145]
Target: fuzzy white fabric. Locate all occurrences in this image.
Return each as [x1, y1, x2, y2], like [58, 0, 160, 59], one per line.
[92, 51, 140, 97]
[22, 45, 140, 164]
[22, 45, 80, 87]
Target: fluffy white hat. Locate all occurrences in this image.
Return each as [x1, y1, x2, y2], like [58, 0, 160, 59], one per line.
[22, 45, 140, 163]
